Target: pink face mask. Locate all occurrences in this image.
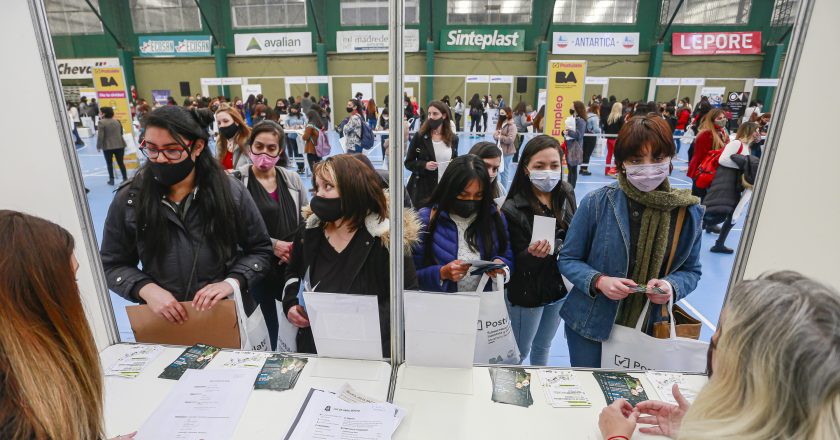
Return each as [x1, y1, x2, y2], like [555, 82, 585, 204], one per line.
[624, 162, 670, 192]
[249, 152, 280, 171]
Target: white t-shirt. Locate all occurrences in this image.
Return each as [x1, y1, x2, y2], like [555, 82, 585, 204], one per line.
[718, 139, 747, 169]
[433, 139, 451, 164]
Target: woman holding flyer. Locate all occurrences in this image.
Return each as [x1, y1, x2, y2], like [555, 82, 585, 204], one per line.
[558, 114, 703, 368]
[502, 135, 576, 366]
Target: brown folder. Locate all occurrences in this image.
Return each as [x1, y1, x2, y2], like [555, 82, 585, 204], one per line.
[126, 300, 241, 349]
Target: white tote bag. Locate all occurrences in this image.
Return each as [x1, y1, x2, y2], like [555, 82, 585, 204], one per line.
[228, 280, 271, 351]
[601, 299, 708, 373]
[472, 274, 521, 365]
[274, 300, 298, 353]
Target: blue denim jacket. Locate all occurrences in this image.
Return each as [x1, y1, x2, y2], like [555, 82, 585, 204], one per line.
[558, 183, 704, 342]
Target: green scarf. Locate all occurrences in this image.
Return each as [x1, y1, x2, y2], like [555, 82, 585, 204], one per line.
[615, 173, 699, 327]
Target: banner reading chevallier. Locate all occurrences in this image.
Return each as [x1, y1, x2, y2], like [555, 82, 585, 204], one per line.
[543, 60, 587, 140]
[93, 66, 139, 168]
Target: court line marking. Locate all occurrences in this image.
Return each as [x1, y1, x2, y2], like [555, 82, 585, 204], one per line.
[678, 299, 717, 332]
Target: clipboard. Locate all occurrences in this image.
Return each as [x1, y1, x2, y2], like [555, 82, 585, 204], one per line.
[126, 300, 240, 349]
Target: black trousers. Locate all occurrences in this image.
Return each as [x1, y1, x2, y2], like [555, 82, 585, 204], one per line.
[471, 115, 481, 132]
[567, 165, 578, 188]
[716, 214, 735, 247]
[306, 153, 321, 173]
[103, 148, 127, 180]
[581, 136, 597, 171]
[454, 113, 462, 132]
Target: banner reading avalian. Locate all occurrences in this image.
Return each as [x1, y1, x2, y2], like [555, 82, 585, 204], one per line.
[544, 60, 587, 140]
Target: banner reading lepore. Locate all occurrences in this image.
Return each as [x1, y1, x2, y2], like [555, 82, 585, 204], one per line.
[543, 60, 587, 140]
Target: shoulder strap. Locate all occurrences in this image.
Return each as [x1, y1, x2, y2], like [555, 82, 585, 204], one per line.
[665, 207, 687, 275]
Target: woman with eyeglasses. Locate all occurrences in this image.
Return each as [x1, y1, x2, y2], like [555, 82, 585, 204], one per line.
[232, 121, 307, 350]
[101, 106, 273, 324]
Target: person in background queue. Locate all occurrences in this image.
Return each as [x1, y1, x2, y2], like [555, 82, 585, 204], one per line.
[233, 121, 307, 350]
[342, 99, 365, 153]
[404, 101, 460, 207]
[97, 106, 128, 186]
[282, 155, 419, 356]
[495, 106, 518, 189]
[469, 141, 505, 199]
[413, 155, 513, 293]
[215, 106, 252, 171]
[558, 115, 703, 368]
[580, 102, 602, 176]
[502, 135, 576, 366]
[604, 102, 624, 177]
[303, 109, 325, 172]
[100, 106, 272, 324]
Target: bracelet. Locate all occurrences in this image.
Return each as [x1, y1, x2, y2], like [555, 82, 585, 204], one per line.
[607, 436, 630, 440]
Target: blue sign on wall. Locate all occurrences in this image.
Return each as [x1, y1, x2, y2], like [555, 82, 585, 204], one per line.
[138, 35, 213, 57]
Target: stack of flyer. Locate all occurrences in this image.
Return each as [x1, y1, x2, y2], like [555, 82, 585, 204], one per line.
[538, 370, 592, 408]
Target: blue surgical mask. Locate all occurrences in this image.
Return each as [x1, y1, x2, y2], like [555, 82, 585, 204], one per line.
[529, 169, 562, 193]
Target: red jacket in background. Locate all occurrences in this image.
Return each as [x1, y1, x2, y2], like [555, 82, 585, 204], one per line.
[676, 108, 691, 130]
[687, 128, 727, 178]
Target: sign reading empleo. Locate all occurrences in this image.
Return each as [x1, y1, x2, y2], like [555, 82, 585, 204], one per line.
[440, 29, 525, 52]
[234, 32, 312, 56]
[138, 35, 212, 57]
[544, 61, 587, 139]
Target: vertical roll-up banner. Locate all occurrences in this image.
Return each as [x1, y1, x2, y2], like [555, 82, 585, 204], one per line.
[93, 66, 140, 168]
[543, 60, 587, 139]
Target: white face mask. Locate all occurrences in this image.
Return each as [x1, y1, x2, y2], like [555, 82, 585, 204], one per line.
[624, 162, 670, 192]
[528, 169, 562, 193]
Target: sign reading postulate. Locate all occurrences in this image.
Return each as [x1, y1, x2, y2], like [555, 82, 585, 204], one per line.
[672, 32, 761, 56]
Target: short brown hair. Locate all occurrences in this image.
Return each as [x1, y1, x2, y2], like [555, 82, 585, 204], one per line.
[614, 114, 676, 171]
[313, 155, 388, 231]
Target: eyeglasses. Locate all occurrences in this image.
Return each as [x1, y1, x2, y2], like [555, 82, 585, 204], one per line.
[139, 139, 191, 160]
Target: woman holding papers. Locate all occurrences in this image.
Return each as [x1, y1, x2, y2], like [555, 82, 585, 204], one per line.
[404, 101, 460, 207]
[281, 154, 419, 356]
[598, 271, 840, 440]
[0, 211, 135, 440]
[101, 106, 273, 324]
[558, 114, 703, 368]
[501, 135, 576, 365]
[413, 155, 513, 293]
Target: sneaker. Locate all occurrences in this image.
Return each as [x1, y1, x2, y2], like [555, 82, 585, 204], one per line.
[710, 244, 734, 254]
[580, 170, 592, 176]
[107, 179, 115, 186]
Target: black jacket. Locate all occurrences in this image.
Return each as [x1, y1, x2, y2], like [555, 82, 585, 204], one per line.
[501, 184, 577, 307]
[100, 170, 274, 303]
[404, 132, 459, 207]
[703, 162, 743, 222]
[282, 206, 421, 356]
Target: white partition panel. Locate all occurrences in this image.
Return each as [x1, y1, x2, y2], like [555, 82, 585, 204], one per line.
[737, 0, 840, 288]
[0, 1, 117, 349]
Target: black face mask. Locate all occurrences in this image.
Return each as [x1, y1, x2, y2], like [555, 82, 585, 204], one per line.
[275, 106, 287, 114]
[450, 199, 480, 218]
[346, 107, 354, 113]
[219, 124, 239, 139]
[310, 196, 343, 223]
[149, 155, 195, 187]
[428, 118, 444, 130]
[499, 114, 507, 122]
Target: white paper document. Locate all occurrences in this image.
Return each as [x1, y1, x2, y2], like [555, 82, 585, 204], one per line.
[644, 371, 700, 405]
[303, 291, 383, 360]
[105, 345, 163, 379]
[216, 351, 272, 369]
[404, 290, 480, 368]
[285, 388, 405, 440]
[531, 215, 556, 254]
[538, 370, 592, 408]
[136, 368, 258, 440]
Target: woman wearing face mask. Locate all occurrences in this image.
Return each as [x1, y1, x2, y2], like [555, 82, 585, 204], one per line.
[101, 106, 273, 324]
[469, 142, 505, 199]
[604, 102, 624, 177]
[342, 99, 365, 153]
[232, 121, 307, 349]
[404, 101, 460, 206]
[282, 155, 419, 355]
[494, 106, 518, 189]
[274, 98, 288, 120]
[284, 104, 306, 173]
[303, 109, 325, 172]
[752, 112, 771, 158]
[501, 135, 576, 366]
[688, 109, 729, 209]
[413, 155, 513, 293]
[215, 107, 252, 171]
[598, 271, 840, 440]
[558, 115, 702, 368]
[376, 107, 391, 166]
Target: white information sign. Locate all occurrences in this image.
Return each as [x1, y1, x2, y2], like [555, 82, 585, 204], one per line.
[336, 29, 420, 53]
[552, 32, 640, 55]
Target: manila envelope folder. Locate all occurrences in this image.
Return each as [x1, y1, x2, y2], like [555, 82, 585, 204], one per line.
[126, 300, 240, 349]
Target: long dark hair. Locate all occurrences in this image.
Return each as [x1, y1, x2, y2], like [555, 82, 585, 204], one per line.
[418, 101, 454, 145]
[423, 155, 507, 262]
[306, 109, 323, 130]
[508, 135, 572, 229]
[137, 106, 238, 262]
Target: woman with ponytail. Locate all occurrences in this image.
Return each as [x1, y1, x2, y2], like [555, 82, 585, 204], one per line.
[100, 105, 273, 325]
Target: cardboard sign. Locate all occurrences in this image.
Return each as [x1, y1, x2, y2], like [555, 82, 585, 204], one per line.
[126, 301, 240, 349]
[672, 32, 762, 56]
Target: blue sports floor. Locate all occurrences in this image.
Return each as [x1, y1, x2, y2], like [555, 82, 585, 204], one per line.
[77, 130, 739, 366]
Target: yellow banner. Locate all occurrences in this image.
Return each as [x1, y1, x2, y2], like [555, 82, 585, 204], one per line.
[543, 60, 587, 140]
[93, 67, 133, 135]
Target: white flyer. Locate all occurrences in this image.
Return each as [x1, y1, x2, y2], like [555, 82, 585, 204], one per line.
[644, 371, 700, 405]
[217, 351, 272, 369]
[538, 370, 592, 408]
[531, 215, 556, 254]
[136, 369, 258, 440]
[285, 388, 405, 440]
[105, 345, 163, 379]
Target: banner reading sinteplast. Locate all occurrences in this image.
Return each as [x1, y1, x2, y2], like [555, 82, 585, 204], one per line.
[234, 32, 312, 56]
[544, 61, 587, 140]
[138, 35, 212, 57]
[440, 29, 525, 52]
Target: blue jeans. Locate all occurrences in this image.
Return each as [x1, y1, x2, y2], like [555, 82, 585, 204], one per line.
[508, 297, 565, 365]
[500, 153, 514, 190]
[565, 323, 602, 367]
[673, 129, 684, 153]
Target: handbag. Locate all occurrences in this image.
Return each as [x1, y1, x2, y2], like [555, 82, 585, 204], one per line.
[472, 274, 520, 365]
[652, 207, 702, 340]
[228, 279, 271, 351]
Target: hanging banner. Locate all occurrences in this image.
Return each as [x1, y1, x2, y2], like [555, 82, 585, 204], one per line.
[93, 67, 133, 134]
[726, 91, 751, 121]
[672, 32, 761, 56]
[754, 78, 779, 87]
[336, 29, 420, 53]
[56, 58, 120, 80]
[700, 87, 726, 108]
[151, 89, 171, 105]
[552, 32, 639, 55]
[241, 84, 262, 98]
[138, 35, 213, 57]
[544, 60, 587, 139]
[440, 29, 525, 52]
[585, 77, 609, 85]
[234, 32, 312, 56]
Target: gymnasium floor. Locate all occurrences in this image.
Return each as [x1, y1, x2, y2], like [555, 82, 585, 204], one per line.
[77, 129, 738, 366]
